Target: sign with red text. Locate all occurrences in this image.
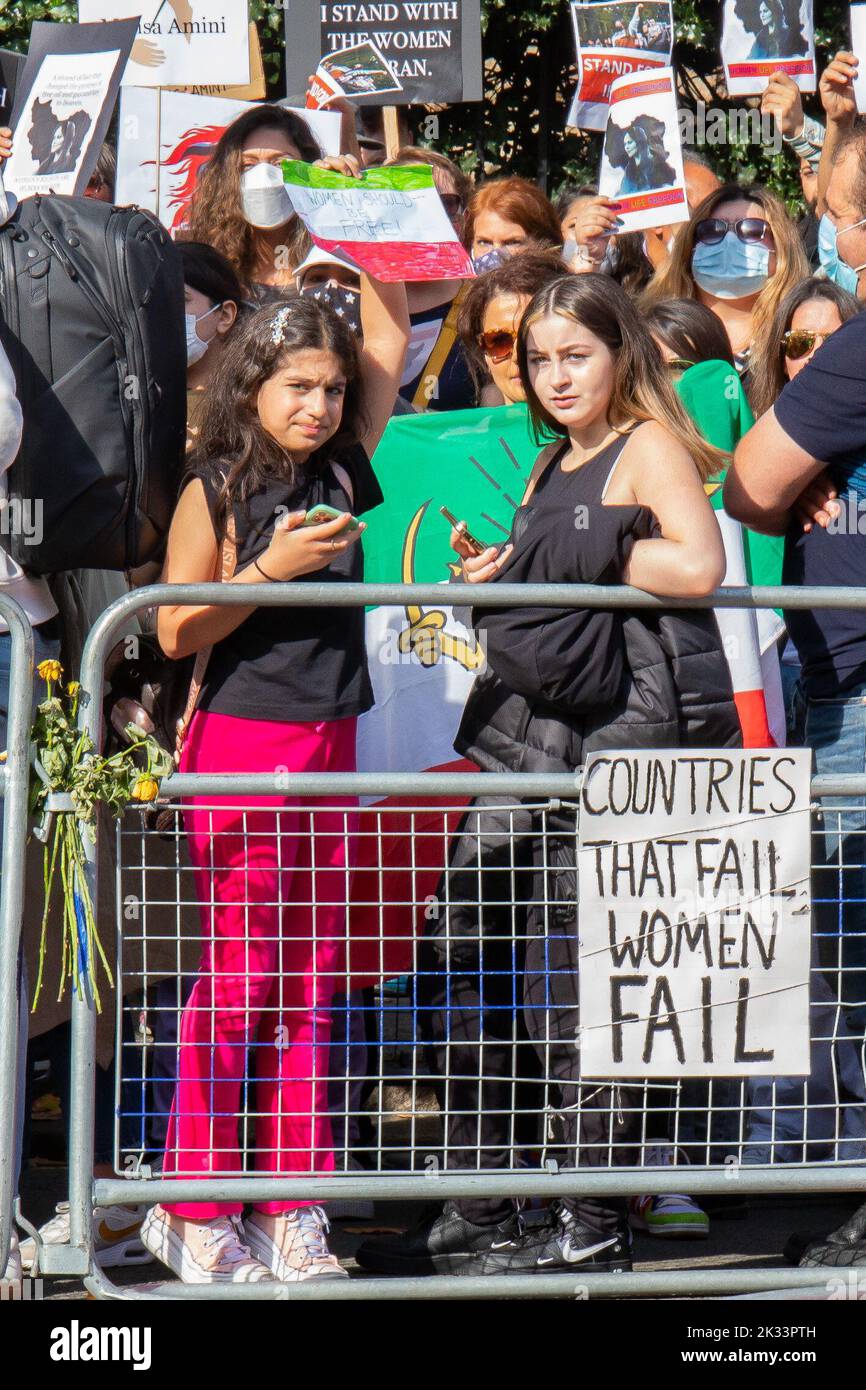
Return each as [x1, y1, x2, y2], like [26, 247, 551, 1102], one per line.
[597, 67, 688, 233]
[577, 750, 812, 1078]
[721, 0, 816, 96]
[567, 0, 673, 132]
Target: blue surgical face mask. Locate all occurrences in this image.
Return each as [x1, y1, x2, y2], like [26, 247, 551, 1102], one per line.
[691, 233, 771, 299]
[472, 247, 511, 274]
[817, 212, 866, 294]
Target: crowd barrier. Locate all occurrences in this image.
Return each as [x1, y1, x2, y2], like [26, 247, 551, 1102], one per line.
[5, 582, 866, 1299]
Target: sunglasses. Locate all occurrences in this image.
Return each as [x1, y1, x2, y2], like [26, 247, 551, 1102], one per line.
[694, 217, 771, 246]
[781, 328, 832, 360]
[666, 357, 695, 372]
[479, 328, 518, 363]
[440, 193, 465, 219]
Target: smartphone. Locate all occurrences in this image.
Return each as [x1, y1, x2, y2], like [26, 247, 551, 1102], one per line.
[302, 503, 361, 532]
[440, 506, 486, 556]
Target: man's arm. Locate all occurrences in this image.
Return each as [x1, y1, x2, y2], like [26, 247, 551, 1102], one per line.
[724, 407, 824, 535]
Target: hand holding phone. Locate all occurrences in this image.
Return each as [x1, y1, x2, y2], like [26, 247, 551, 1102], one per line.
[303, 503, 361, 532]
[440, 506, 486, 557]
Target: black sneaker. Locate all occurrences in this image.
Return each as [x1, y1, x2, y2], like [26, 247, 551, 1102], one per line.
[354, 1201, 522, 1276]
[467, 1201, 633, 1276]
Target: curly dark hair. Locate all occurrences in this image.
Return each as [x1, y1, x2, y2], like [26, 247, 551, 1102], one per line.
[186, 105, 322, 285]
[189, 298, 367, 537]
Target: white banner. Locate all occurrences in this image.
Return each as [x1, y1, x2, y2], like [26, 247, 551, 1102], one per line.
[577, 749, 812, 1077]
[78, 0, 252, 87]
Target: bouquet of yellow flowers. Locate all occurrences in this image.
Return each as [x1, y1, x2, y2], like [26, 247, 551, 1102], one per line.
[30, 660, 173, 1011]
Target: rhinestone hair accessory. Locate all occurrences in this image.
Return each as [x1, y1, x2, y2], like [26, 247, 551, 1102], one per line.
[270, 304, 293, 347]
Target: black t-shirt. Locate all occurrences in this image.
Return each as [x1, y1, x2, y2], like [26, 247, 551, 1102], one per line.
[399, 301, 476, 412]
[774, 312, 866, 697]
[191, 444, 383, 722]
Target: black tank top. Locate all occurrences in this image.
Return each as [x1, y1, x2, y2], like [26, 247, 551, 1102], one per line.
[510, 430, 635, 545]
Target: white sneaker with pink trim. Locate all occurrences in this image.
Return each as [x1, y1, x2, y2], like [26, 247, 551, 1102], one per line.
[244, 1207, 349, 1282]
[140, 1206, 277, 1284]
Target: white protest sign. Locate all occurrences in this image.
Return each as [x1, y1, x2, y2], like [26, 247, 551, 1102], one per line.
[6, 48, 122, 199]
[577, 749, 812, 1078]
[567, 0, 673, 133]
[78, 0, 251, 87]
[598, 67, 688, 233]
[851, 5, 866, 112]
[116, 90, 341, 232]
[721, 0, 816, 96]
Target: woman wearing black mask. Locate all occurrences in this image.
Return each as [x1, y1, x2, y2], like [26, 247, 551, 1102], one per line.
[294, 247, 362, 335]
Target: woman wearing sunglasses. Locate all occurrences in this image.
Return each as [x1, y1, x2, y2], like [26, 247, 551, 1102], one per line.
[457, 249, 568, 406]
[643, 183, 808, 373]
[748, 277, 860, 420]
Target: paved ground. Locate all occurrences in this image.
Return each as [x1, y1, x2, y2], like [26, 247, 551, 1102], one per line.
[18, 1160, 860, 1301]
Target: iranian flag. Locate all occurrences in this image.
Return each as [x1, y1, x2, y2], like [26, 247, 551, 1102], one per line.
[281, 160, 474, 282]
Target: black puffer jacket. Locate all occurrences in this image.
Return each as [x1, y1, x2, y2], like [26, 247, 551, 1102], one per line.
[457, 502, 742, 773]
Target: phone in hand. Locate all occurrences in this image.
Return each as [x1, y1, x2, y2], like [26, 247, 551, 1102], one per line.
[440, 506, 486, 557]
[302, 503, 361, 532]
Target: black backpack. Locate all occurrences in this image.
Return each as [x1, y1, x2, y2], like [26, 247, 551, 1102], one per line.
[0, 194, 186, 575]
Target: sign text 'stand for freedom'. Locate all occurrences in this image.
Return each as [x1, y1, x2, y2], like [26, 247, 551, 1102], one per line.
[577, 751, 812, 1078]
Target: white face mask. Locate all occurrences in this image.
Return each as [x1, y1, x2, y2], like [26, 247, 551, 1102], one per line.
[240, 163, 294, 230]
[185, 302, 222, 366]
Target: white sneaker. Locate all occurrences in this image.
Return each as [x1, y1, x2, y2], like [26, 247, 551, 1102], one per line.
[245, 1207, 349, 1282]
[19, 1201, 150, 1272]
[140, 1207, 277, 1285]
[3, 1230, 23, 1284]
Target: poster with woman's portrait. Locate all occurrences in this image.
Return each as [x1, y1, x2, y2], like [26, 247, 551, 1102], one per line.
[721, 0, 815, 95]
[598, 67, 688, 233]
[5, 19, 137, 200]
[567, 0, 673, 131]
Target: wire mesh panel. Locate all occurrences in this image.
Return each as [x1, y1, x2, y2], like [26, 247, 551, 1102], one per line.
[113, 792, 866, 1189]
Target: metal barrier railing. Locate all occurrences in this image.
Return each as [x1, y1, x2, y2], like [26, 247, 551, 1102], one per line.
[34, 583, 866, 1298]
[0, 595, 37, 1277]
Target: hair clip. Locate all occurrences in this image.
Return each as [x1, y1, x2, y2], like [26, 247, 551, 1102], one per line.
[270, 305, 293, 347]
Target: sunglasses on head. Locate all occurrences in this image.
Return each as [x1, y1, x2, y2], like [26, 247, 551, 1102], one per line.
[781, 328, 831, 360]
[479, 328, 517, 363]
[694, 217, 771, 246]
[439, 193, 465, 218]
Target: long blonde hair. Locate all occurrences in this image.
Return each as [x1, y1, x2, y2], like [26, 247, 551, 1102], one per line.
[641, 183, 809, 349]
[517, 273, 728, 481]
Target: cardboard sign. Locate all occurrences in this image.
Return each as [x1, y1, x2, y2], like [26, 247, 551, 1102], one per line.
[116, 90, 341, 232]
[282, 159, 475, 281]
[721, 0, 816, 96]
[166, 22, 266, 100]
[5, 19, 137, 201]
[284, 0, 483, 106]
[78, 0, 251, 88]
[598, 67, 688, 233]
[567, 0, 673, 133]
[577, 750, 812, 1078]
[307, 40, 403, 108]
[851, 4, 866, 112]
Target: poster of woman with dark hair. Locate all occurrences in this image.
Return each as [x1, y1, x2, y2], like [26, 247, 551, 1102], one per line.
[27, 97, 92, 175]
[598, 67, 688, 233]
[722, 0, 815, 94]
[605, 113, 676, 194]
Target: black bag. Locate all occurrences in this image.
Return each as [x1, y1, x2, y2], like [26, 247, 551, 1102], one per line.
[0, 194, 186, 575]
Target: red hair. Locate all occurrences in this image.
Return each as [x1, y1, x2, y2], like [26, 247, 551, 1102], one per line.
[464, 177, 562, 251]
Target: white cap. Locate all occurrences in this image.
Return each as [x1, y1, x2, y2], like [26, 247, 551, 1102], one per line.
[294, 245, 360, 288]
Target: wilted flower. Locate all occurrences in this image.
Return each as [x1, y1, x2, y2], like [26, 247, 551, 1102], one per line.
[132, 776, 160, 803]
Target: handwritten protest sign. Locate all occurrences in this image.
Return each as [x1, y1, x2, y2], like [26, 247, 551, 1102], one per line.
[282, 160, 475, 280]
[284, 0, 483, 105]
[567, 0, 673, 133]
[307, 40, 403, 108]
[78, 0, 251, 88]
[721, 0, 816, 96]
[5, 19, 137, 201]
[116, 90, 340, 233]
[598, 67, 688, 234]
[577, 750, 812, 1078]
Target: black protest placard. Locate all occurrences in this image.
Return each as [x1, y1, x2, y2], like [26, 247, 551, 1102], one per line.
[0, 50, 26, 127]
[6, 19, 138, 200]
[284, 0, 483, 106]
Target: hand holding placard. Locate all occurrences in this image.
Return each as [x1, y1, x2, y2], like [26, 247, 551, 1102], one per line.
[850, 6, 866, 112]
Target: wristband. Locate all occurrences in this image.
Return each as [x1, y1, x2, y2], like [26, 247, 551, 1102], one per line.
[253, 557, 279, 582]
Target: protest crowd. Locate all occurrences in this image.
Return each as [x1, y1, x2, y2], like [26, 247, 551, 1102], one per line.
[3, 2, 866, 1300]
